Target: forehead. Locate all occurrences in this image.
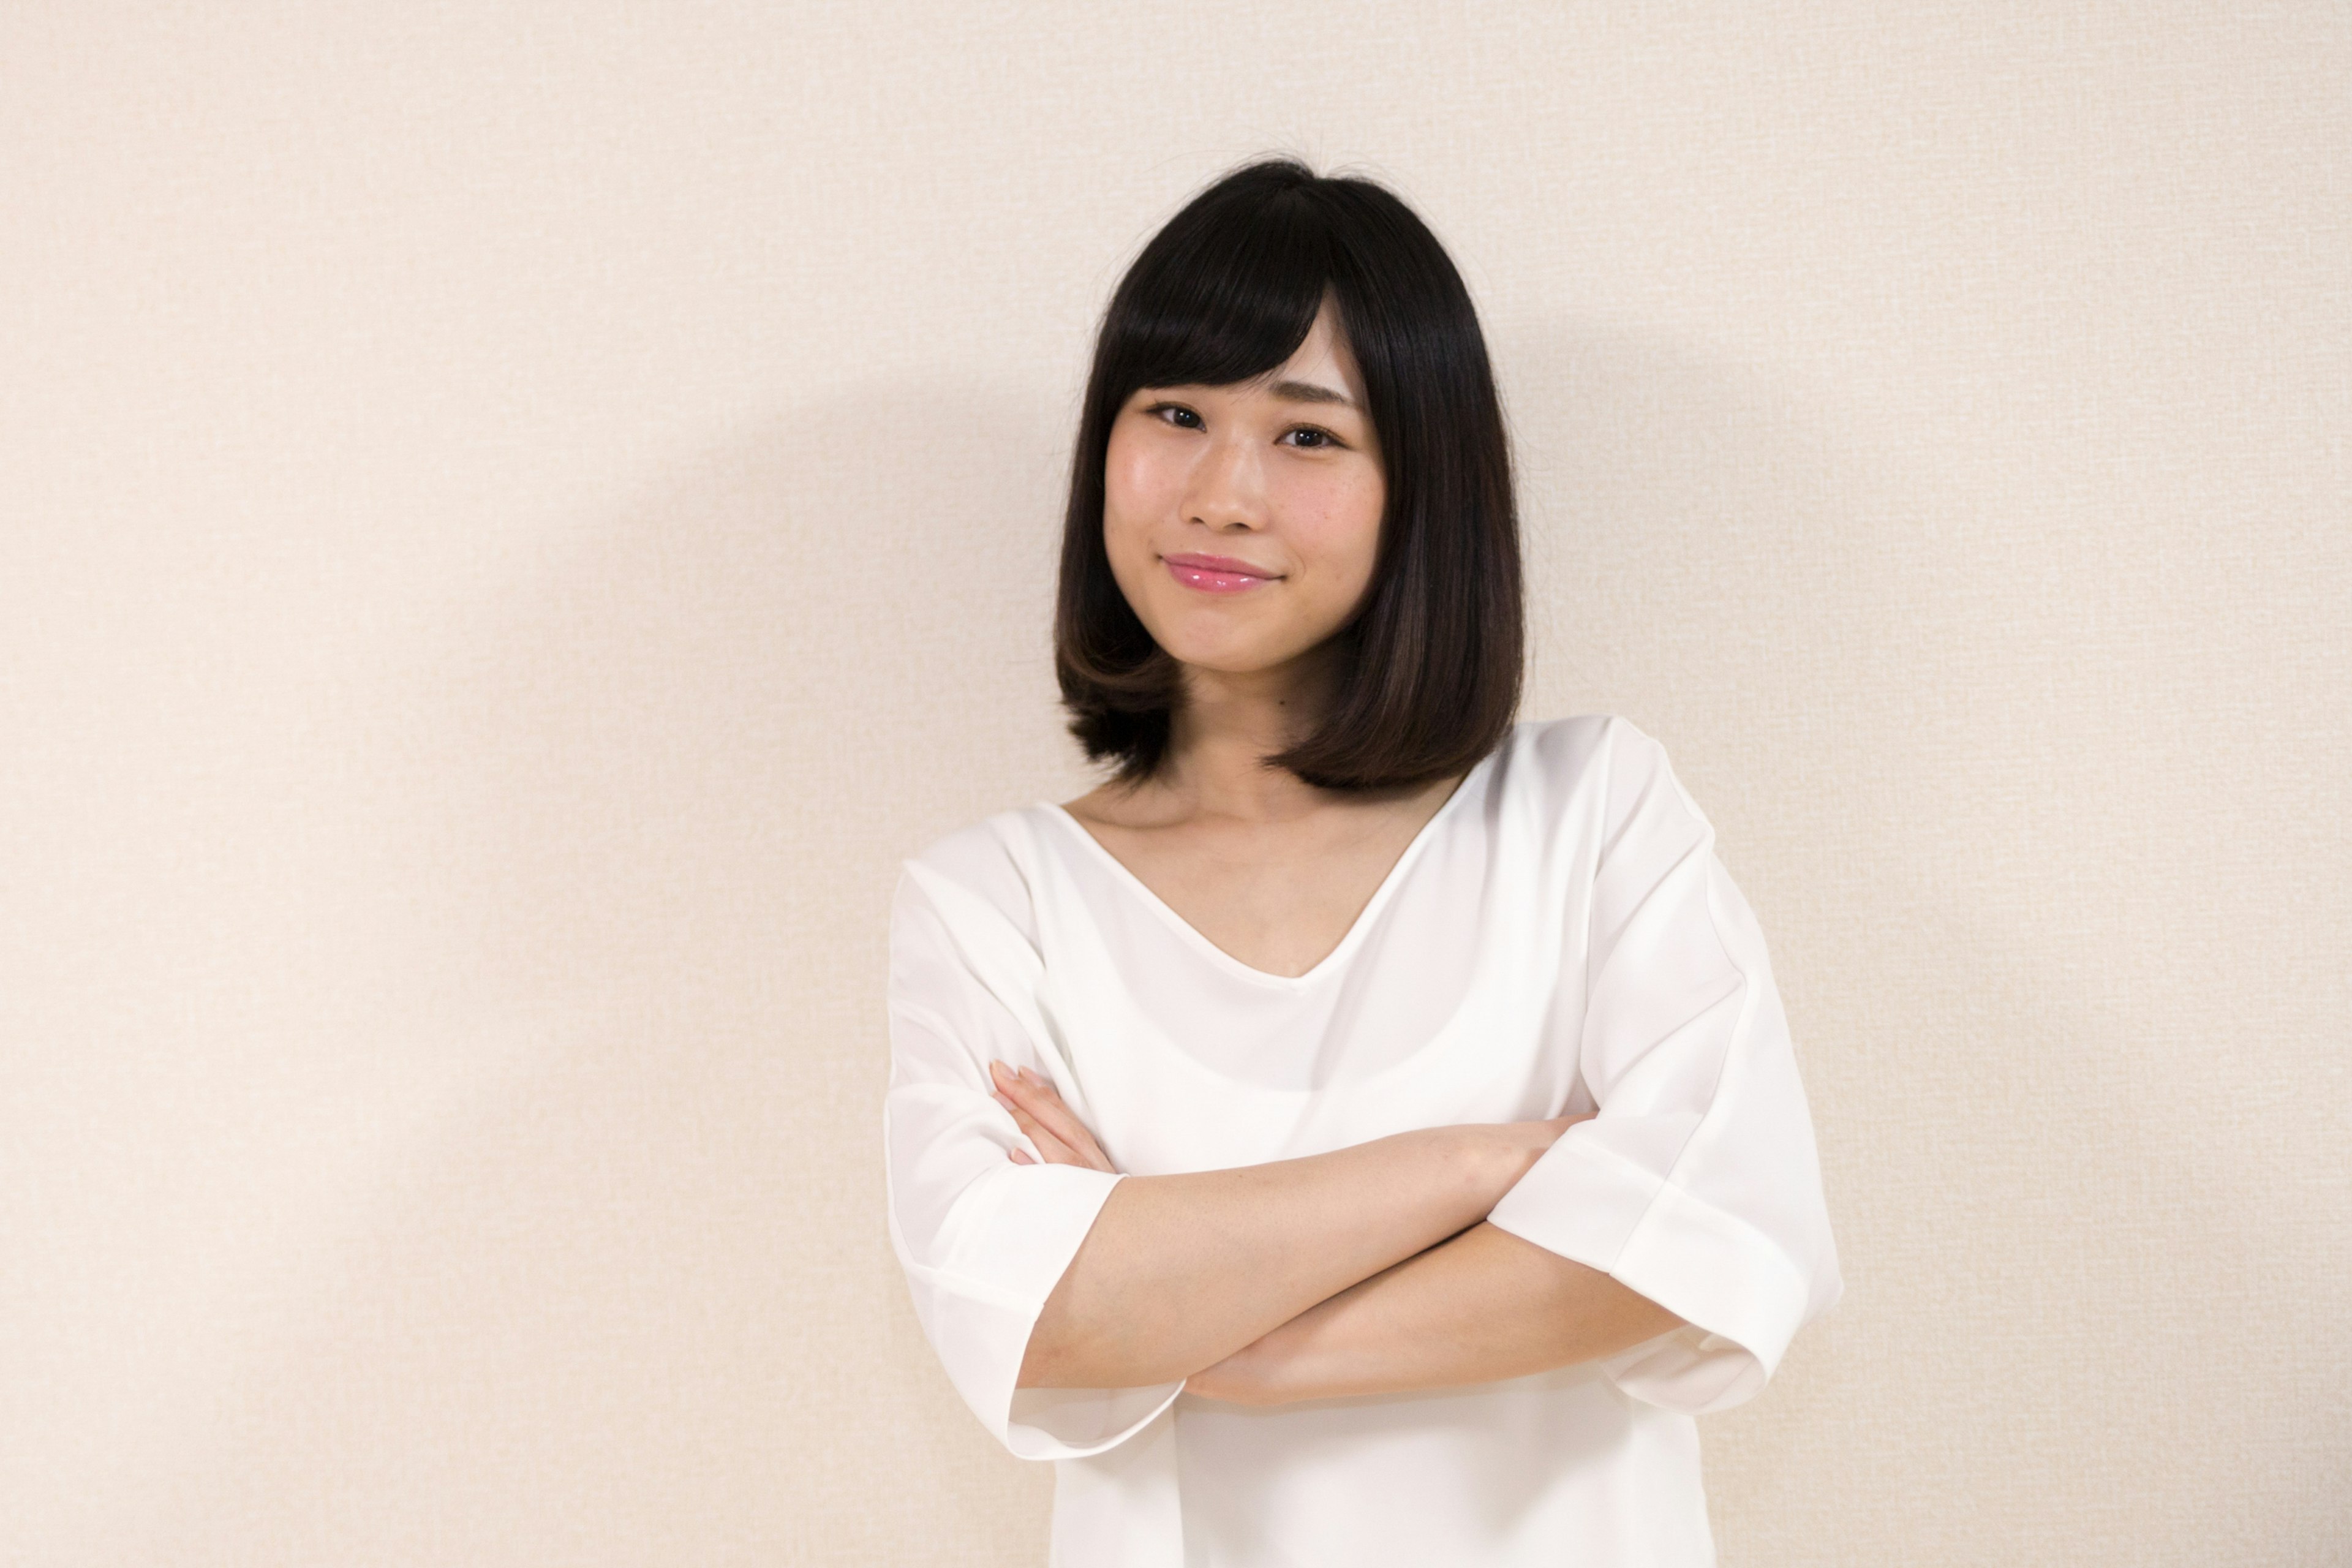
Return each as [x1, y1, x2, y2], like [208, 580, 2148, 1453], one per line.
[1278, 303, 1359, 382]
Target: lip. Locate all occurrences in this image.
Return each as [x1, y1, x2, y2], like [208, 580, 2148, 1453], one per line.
[1162, 552, 1281, 595]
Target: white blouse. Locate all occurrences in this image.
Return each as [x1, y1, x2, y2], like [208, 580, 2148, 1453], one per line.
[883, 714, 1842, 1567]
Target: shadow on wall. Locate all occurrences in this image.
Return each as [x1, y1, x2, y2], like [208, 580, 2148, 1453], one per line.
[118, 383, 1077, 1567]
[118, 333, 2323, 1564]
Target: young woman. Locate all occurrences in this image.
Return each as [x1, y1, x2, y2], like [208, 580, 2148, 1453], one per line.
[882, 159, 1841, 1567]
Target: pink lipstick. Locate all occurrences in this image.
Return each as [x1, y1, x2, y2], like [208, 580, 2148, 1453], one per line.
[1163, 552, 1280, 594]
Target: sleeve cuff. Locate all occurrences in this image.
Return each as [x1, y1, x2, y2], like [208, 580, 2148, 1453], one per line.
[899, 1162, 1183, 1460]
[1485, 1133, 1815, 1414]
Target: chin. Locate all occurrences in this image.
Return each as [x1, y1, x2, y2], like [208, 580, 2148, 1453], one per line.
[1163, 635, 1314, 680]
[1145, 624, 1254, 669]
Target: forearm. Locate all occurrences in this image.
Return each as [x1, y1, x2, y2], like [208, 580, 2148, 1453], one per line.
[1188, 1221, 1686, 1405]
[1018, 1126, 1543, 1390]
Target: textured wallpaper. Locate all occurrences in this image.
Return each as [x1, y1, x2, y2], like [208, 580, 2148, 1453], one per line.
[4, 3, 2345, 1563]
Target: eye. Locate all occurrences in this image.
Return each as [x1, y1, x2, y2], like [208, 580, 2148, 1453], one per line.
[1281, 424, 1344, 450]
[1142, 401, 1204, 430]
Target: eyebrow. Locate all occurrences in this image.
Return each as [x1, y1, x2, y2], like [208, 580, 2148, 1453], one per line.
[1268, 379, 1357, 410]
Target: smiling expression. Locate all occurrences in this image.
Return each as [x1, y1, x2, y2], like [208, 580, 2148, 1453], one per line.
[1102, 299, 1388, 680]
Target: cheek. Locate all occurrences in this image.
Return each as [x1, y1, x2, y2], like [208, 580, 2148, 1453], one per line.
[1099, 432, 1173, 606]
[1275, 469, 1386, 596]
[1102, 428, 1178, 534]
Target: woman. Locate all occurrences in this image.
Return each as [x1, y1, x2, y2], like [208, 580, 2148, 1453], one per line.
[883, 159, 1841, 1567]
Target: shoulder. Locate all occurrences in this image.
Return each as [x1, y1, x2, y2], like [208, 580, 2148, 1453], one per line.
[893, 808, 1046, 945]
[1498, 712, 1681, 799]
[1493, 714, 1713, 850]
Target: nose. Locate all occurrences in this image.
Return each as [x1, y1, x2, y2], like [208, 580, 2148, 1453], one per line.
[1180, 428, 1268, 532]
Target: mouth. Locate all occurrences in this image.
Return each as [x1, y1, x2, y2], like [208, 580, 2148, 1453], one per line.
[1161, 552, 1281, 595]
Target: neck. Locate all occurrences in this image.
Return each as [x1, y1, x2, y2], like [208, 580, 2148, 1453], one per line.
[1158, 644, 1344, 824]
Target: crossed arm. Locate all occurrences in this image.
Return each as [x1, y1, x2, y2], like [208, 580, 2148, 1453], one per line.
[989, 1060, 1685, 1407]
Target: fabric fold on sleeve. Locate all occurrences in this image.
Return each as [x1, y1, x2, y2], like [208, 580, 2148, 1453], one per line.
[1486, 722, 1842, 1415]
[883, 859, 1185, 1460]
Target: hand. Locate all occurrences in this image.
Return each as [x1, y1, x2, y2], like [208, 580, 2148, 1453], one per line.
[989, 1059, 1118, 1173]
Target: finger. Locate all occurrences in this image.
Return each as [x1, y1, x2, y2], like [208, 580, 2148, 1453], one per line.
[995, 1065, 1102, 1161]
[991, 1062, 1115, 1173]
[1017, 1093, 1112, 1174]
[995, 1090, 1081, 1165]
[989, 1060, 1058, 1117]
[987, 1065, 1072, 1164]
[1009, 1068, 1115, 1172]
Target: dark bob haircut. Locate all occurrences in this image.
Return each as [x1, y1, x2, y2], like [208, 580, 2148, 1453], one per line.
[1055, 157, 1525, 793]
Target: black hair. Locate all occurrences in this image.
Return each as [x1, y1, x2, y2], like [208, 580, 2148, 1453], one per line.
[1055, 157, 1523, 791]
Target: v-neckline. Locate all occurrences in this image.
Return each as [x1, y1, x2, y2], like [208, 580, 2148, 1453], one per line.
[1037, 749, 1498, 989]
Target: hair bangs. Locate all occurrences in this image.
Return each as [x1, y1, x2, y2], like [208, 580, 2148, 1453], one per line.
[1107, 187, 1335, 393]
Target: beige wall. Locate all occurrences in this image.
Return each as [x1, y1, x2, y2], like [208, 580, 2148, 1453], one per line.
[5, 4, 2346, 1563]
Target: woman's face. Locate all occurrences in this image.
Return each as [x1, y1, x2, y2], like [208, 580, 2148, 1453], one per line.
[1102, 299, 1386, 684]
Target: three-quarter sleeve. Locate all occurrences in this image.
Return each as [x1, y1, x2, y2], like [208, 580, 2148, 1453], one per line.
[883, 852, 1185, 1460]
[1485, 723, 1842, 1415]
